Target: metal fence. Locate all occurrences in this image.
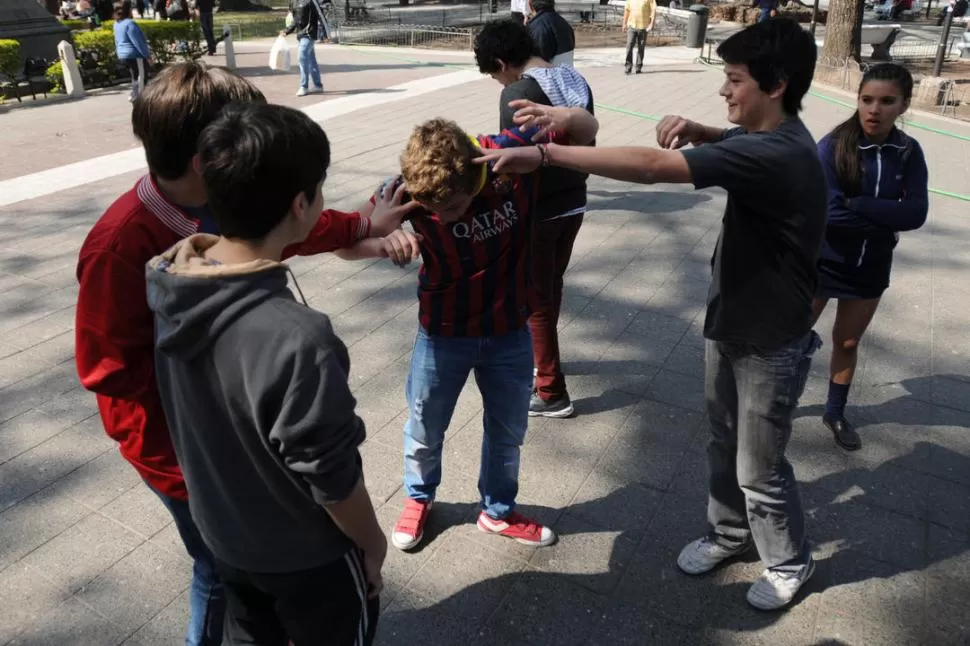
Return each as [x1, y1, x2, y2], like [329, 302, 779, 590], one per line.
[335, 23, 474, 49]
[813, 55, 970, 121]
[329, 1, 690, 50]
[939, 81, 970, 120]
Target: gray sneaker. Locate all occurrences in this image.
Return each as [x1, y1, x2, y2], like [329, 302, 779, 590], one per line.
[676, 536, 751, 575]
[746, 558, 816, 610]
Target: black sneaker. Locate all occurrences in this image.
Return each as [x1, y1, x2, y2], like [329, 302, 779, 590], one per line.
[624, 67, 632, 75]
[529, 392, 575, 418]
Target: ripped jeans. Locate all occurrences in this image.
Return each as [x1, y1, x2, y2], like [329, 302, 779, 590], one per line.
[705, 330, 821, 572]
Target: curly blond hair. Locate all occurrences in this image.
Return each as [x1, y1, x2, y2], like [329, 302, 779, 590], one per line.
[401, 118, 481, 204]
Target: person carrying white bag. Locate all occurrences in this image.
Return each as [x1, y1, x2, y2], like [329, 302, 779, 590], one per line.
[269, 34, 292, 72]
[279, 0, 323, 97]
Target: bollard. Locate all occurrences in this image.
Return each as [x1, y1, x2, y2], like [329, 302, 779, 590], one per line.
[57, 40, 86, 98]
[222, 26, 236, 69]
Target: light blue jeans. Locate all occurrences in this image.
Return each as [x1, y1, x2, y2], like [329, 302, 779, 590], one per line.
[298, 35, 321, 90]
[403, 325, 533, 520]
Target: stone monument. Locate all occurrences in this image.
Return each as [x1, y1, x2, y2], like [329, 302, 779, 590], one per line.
[0, 0, 70, 62]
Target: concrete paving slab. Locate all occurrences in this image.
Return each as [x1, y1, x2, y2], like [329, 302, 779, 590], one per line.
[0, 43, 968, 645]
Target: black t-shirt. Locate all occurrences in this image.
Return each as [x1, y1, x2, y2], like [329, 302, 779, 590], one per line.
[681, 118, 827, 349]
[499, 77, 594, 221]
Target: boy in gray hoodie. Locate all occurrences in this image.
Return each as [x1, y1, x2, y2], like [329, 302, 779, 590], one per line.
[146, 103, 416, 645]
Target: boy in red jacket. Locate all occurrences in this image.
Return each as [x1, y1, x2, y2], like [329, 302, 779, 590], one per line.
[74, 61, 415, 646]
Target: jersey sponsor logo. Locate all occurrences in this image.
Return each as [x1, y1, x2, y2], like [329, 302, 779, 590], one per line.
[451, 201, 519, 242]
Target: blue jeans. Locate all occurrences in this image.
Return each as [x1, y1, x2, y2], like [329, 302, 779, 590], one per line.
[403, 325, 533, 520]
[147, 483, 226, 646]
[298, 35, 321, 90]
[705, 330, 821, 572]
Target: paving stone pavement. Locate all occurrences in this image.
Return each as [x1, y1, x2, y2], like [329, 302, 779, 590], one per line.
[1, 44, 969, 646]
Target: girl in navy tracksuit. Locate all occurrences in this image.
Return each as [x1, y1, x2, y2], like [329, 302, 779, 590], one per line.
[813, 63, 929, 451]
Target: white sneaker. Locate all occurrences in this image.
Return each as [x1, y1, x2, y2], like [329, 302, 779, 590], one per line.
[746, 558, 816, 610]
[296, 87, 309, 97]
[311, 85, 323, 94]
[676, 536, 751, 575]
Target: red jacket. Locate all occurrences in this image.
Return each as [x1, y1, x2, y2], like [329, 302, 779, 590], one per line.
[75, 174, 371, 501]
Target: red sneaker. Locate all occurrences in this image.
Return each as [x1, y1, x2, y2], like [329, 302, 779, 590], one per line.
[392, 498, 431, 551]
[476, 511, 556, 547]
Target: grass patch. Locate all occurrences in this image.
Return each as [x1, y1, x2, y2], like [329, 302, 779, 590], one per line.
[214, 10, 288, 40]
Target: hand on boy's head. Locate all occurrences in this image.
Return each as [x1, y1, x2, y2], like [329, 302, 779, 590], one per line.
[380, 228, 423, 267]
[369, 176, 420, 236]
[473, 146, 541, 174]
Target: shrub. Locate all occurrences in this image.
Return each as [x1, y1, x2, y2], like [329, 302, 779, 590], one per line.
[58, 19, 90, 31]
[74, 29, 117, 79]
[136, 20, 204, 64]
[46, 60, 65, 92]
[0, 39, 20, 77]
[70, 20, 203, 85]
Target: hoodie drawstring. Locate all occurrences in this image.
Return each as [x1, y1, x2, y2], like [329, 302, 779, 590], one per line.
[286, 267, 310, 306]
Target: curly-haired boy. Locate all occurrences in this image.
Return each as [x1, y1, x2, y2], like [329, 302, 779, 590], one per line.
[382, 113, 598, 551]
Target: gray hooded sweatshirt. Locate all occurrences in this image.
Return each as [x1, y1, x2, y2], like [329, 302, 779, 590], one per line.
[146, 234, 363, 573]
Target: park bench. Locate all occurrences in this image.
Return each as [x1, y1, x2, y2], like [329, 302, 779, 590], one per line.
[76, 48, 129, 88]
[873, 0, 923, 21]
[347, 0, 368, 19]
[0, 58, 51, 103]
[604, 0, 689, 34]
[557, 1, 611, 23]
[956, 24, 970, 58]
[861, 23, 901, 60]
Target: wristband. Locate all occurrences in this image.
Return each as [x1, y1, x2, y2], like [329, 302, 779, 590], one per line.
[537, 143, 549, 168]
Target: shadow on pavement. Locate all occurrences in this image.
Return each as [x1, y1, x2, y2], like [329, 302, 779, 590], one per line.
[375, 439, 970, 645]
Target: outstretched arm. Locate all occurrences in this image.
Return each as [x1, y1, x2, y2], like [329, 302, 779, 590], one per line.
[476, 142, 692, 185]
[334, 229, 423, 266]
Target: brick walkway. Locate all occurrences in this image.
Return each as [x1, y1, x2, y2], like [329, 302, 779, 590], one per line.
[0, 42, 968, 646]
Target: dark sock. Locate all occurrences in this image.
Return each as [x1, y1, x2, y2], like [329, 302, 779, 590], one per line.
[825, 381, 851, 419]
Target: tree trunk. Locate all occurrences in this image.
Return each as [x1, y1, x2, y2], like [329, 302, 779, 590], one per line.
[820, 0, 864, 62]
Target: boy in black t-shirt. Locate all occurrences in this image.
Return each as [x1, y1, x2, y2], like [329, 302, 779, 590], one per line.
[474, 19, 596, 418]
[476, 18, 825, 611]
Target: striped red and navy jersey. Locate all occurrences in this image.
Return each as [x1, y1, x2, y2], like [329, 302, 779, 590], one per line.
[408, 127, 548, 338]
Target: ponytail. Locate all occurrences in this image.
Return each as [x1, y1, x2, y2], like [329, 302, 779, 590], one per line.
[830, 111, 864, 197]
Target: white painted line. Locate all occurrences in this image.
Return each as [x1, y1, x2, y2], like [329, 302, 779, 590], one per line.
[304, 68, 481, 121]
[0, 68, 481, 208]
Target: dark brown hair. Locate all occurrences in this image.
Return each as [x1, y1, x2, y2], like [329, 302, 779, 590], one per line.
[131, 62, 266, 180]
[830, 63, 914, 196]
[199, 103, 331, 240]
[114, 0, 132, 19]
[716, 18, 816, 116]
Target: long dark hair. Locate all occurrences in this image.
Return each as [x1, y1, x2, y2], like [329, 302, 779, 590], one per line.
[829, 63, 914, 196]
